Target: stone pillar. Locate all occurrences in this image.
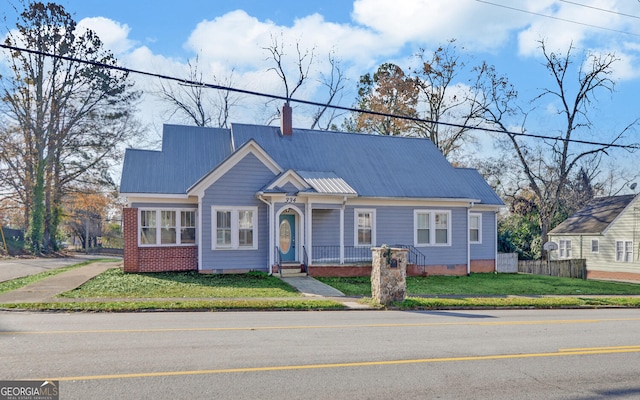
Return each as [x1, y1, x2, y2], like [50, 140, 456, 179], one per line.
[371, 246, 408, 305]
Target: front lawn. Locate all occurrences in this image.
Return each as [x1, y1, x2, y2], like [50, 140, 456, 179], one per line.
[60, 268, 302, 298]
[316, 273, 640, 297]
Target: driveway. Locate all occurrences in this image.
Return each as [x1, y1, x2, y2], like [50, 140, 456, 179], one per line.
[0, 255, 108, 282]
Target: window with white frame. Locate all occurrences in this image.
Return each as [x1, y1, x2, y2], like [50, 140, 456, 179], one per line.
[559, 239, 572, 258]
[180, 210, 196, 244]
[616, 240, 633, 262]
[354, 209, 375, 247]
[139, 209, 196, 246]
[140, 210, 157, 245]
[416, 212, 430, 245]
[212, 207, 258, 250]
[414, 210, 451, 246]
[591, 239, 599, 253]
[469, 213, 482, 244]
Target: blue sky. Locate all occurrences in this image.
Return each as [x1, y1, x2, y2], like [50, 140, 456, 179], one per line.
[3, 1, 640, 175]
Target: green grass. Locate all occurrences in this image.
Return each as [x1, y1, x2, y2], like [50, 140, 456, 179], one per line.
[0, 299, 346, 312]
[60, 269, 302, 299]
[316, 273, 640, 297]
[0, 258, 120, 295]
[398, 296, 640, 309]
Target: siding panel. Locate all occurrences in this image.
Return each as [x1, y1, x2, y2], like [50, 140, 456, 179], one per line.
[201, 153, 276, 271]
[470, 211, 497, 260]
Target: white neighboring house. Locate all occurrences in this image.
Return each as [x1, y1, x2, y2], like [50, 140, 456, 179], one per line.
[548, 194, 640, 282]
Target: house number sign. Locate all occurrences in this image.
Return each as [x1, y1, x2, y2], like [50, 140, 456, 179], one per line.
[285, 197, 297, 203]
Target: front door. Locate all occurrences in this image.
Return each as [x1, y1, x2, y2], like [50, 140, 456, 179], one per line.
[279, 214, 296, 262]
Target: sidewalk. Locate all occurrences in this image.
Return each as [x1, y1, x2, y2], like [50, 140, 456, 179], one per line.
[0, 255, 107, 283]
[0, 261, 117, 303]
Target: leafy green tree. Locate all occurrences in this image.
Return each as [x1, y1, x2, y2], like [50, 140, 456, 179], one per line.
[0, 1, 142, 254]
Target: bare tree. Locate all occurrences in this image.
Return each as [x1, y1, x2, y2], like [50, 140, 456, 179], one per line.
[156, 56, 241, 128]
[310, 51, 348, 130]
[0, 1, 141, 254]
[477, 40, 639, 248]
[263, 33, 315, 125]
[411, 40, 487, 159]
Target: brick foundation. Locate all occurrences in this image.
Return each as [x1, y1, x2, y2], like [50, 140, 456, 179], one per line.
[307, 262, 495, 277]
[123, 207, 198, 273]
[406, 264, 468, 276]
[587, 270, 640, 282]
[470, 259, 496, 273]
[308, 265, 372, 277]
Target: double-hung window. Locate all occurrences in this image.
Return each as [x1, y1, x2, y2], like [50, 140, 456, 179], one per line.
[139, 209, 197, 246]
[161, 211, 177, 244]
[469, 213, 482, 244]
[616, 240, 633, 262]
[414, 210, 451, 246]
[354, 209, 376, 247]
[140, 210, 157, 245]
[181, 211, 196, 244]
[591, 239, 599, 253]
[213, 207, 258, 250]
[559, 239, 572, 258]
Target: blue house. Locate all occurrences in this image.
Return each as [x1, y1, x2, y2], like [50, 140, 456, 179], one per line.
[119, 108, 504, 276]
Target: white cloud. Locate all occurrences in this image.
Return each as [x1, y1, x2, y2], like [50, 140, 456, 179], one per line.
[77, 17, 135, 55]
[351, 0, 528, 52]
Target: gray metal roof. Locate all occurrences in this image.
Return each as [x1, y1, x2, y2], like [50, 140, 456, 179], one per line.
[549, 194, 637, 235]
[120, 123, 504, 206]
[296, 171, 357, 195]
[120, 124, 230, 194]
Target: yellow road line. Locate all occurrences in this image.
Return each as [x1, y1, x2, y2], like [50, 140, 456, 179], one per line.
[41, 345, 640, 382]
[3, 317, 640, 335]
[559, 345, 640, 352]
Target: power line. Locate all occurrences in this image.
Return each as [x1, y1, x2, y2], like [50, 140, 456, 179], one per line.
[0, 42, 637, 151]
[559, 0, 640, 20]
[476, 0, 640, 37]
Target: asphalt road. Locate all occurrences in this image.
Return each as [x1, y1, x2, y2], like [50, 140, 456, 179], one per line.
[1, 308, 640, 399]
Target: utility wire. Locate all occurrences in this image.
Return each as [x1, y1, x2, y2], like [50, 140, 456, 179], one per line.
[0, 42, 638, 150]
[559, 0, 640, 20]
[476, 0, 640, 37]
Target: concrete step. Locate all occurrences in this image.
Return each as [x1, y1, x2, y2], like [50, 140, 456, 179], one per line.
[279, 268, 307, 277]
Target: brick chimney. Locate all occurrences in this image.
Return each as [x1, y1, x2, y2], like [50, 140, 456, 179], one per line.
[280, 103, 292, 136]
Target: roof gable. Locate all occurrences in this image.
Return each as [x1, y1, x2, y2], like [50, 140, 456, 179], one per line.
[549, 194, 638, 235]
[187, 139, 282, 197]
[262, 169, 311, 193]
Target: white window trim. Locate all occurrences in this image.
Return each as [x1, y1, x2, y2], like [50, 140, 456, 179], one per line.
[212, 206, 258, 250]
[414, 210, 452, 247]
[559, 239, 572, 259]
[354, 209, 376, 247]
[591, 239, 599, 254]
[138, 208, 197, 247]
[469, 212, 482, 244]
[615, 240, 633, 263]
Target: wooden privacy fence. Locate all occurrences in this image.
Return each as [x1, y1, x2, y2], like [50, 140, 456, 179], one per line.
[518, 259, 587, 279]
[496, 253, 518, 273]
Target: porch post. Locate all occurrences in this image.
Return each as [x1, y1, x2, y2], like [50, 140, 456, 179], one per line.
[340, 203, 345, 264]
[306, 199, 312, 266]
[268, 201, 274, 273]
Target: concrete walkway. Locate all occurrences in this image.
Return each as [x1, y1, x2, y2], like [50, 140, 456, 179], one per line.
[0, 261, 117, 303]
[0, 255, 107, 283]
